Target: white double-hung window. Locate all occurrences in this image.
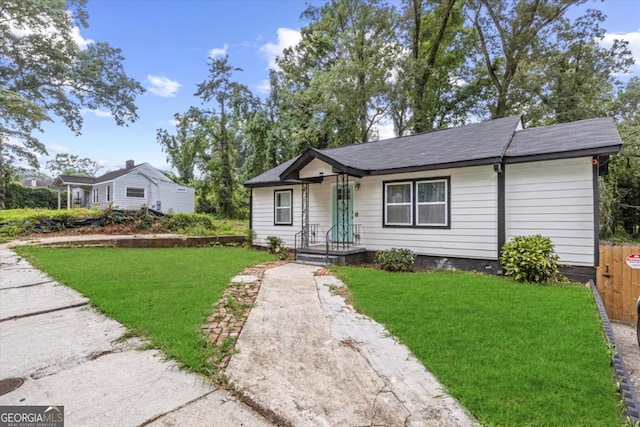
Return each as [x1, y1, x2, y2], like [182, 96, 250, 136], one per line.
[384, 182, 412, 226]
[274, 189, 292, 225]
[416, 179, 448, 226]
[384, 178, 449, 227]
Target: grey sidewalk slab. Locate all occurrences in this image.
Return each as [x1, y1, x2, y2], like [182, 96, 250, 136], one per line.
[0, 350, 215, 427]
[148, 389, 274, 427]
[0, 306, 134, 379]
[0, 267, 55, 289]
[0, 281, 88, 321]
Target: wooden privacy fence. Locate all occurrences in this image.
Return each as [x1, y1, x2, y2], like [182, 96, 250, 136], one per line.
[596, 243, 640, 323]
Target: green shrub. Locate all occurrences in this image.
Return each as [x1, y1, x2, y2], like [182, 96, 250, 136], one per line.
[266, 236, 288, 260]
[500, 235, 560, 283]
[4, 182, 66, 209]
[375, 248, 415, 272]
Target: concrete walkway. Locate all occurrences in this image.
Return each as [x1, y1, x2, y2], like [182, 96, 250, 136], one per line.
[0, 244, 271, 427]
[1, 238, 475, 426]
[226, 263, 475, 426]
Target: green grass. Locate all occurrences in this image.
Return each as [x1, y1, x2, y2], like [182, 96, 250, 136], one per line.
[332, 266, 622, 427]
[15, 246, 275, 375]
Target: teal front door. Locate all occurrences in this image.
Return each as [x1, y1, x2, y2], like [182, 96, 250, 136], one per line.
[332, 183, 354, 243]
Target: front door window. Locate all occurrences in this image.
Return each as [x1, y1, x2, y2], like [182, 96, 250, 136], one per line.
[332, 183, 354, 242]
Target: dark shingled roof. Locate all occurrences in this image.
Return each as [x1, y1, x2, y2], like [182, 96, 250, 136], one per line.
[244, 158, 299, 187]
[245, 116, 623, 187]
[506, 117, 622, 161]
[54, 163, 151, 187]
[55, 175, 96, 186]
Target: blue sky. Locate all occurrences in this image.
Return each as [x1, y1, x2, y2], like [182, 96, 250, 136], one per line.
[36, 0, 640, 176]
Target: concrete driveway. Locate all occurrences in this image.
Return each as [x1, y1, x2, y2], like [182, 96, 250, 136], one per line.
[0, 244, 271, 426]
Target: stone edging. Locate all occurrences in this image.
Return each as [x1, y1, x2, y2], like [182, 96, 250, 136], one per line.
[201, 260, 288, 382]
[590, 280, 640, 423]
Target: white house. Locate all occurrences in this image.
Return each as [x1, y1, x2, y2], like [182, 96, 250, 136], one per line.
[245, 116, 623, 282]
[54, 160, 195, 213]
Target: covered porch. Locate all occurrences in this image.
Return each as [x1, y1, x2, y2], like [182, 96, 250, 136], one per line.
[291, 173, 365, 265]
[52, 176, 95, 209]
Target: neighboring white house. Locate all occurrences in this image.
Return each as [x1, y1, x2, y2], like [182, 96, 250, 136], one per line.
[245, 116, 623, 282]
[53, 160, 195, 213]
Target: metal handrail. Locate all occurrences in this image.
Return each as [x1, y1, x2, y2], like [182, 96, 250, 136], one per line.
[294, 224, 320, 260]
[325, 224, 361, 263]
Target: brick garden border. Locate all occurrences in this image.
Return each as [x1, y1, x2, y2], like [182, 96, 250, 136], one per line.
[201, 260, 288, 382]
[590, 280, 640, 423]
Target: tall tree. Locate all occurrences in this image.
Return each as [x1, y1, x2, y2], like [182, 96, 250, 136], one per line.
[243, 72, 295, 179]
[466, 0, 582, 119]
[278, 0, 400, 148]
[194, 56, 257, 218]
[46, 153, 101, 177]
[601, 77, 640, 238]
[403, 0, 479, 133]
[0, 0, 144, 207]
[156, 109, 205, 184]
[521, 9, 633, 125]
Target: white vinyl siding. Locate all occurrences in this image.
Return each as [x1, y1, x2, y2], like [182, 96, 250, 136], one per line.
[299, 158, 334, 179]
[251, 164, 498, 259]
[252, 187, 300, 247]
[505, 157, 594, 266]
[358, 166, 497, 259]
[110, 164, 194, 212]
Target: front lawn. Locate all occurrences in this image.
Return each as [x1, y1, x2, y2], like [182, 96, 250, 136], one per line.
[332, 266, 622, 426]
[15, 246, 275, 374]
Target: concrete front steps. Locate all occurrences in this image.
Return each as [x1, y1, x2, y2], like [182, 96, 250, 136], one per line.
[295, 246, 366, 266]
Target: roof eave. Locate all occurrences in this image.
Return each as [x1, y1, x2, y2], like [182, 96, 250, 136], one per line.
[279, 148, 365, 180]
[504, 145, 622, 164]
[367, 157, 503, 176]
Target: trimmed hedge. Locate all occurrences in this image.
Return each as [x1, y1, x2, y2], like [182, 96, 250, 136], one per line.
[4, 182, 66, 209]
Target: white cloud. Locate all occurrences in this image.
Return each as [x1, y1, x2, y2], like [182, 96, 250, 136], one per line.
[147, 75, 181, 97]
[69, 24, 94, 50]
[255, 79, 271, 95]
[81, 108, 112, 118]
[602, 29, 640, 72]
[7, 11, 94, 50]
[46, 144, 70, 154]
[259, 27, 301, 70]
[376, 121, 396, 141]
[209, 43, 229, 59]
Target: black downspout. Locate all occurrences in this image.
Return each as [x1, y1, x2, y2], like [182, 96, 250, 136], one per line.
[593, 157, 600, 268]
[248, 187, 253, 234]
[497, 163, 506, 274]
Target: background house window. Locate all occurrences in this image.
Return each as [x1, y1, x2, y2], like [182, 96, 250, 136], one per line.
[126, 187, 145, 198]
[106, 185, 111, 202]
[93, 188, 98, 203]
[416, 179, 448, 226]
[274, 189, 292, 225]
[385, 182, 412, 225]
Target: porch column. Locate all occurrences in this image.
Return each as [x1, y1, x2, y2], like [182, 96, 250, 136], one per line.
[301, 182, 309, 247]
[66, 184, 71, 209]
